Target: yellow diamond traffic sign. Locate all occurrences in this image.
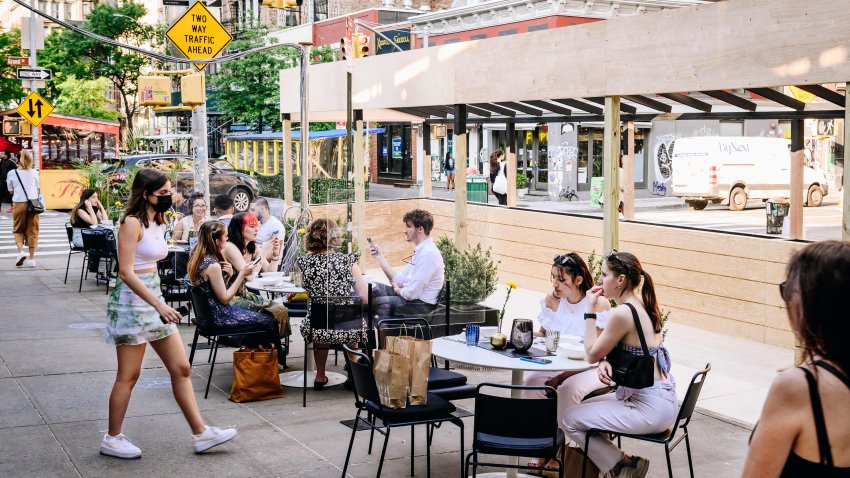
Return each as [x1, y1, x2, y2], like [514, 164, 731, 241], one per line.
[16, 91, 53, 127]
[165, 1, 232, 71]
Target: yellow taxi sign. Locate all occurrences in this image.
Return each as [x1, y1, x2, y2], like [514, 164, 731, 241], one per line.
[165, 1, 232, 71]
[16, 91, 53, 127]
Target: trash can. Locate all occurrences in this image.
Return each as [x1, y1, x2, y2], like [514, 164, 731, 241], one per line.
[765, 198, 789, 234]
[467, 174, 488, 203]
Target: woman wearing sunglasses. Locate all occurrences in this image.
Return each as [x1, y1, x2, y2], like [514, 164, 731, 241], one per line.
[743, 241, 850, 477]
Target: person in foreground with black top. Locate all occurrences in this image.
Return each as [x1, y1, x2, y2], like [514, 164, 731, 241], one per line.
[743, 240, 850, 477]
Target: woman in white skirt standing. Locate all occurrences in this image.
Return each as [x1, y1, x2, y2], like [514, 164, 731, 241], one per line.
[101, 168, 236, 459]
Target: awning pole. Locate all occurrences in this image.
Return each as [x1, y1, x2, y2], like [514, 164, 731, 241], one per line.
[603, 96, 621, 253]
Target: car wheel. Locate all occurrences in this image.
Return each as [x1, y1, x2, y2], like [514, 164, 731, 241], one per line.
[806, 185, 824, 207]
[230, 187, 252, 212]
[691, 200, 708, 211]
[728, 187, 747, 211]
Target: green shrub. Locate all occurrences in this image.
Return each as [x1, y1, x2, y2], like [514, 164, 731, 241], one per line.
[436, 236, 499, 304]
[516, 174, 528, 189]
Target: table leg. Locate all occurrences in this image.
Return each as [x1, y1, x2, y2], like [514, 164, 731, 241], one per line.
[280, 321, 346, 388]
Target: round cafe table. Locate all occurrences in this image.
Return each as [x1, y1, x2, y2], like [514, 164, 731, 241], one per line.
[245, 280, 348, 389]
[431, 335, 595, 478]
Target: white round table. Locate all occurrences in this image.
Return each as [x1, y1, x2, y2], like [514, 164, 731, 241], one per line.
[245, 281, 347, 389]
[431, 335, 595, 478]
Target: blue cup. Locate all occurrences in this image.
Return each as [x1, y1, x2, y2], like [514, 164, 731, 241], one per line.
[465, 324, 480, 346]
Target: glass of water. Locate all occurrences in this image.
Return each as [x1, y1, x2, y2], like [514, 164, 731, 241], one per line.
[545, 330, 560, 354]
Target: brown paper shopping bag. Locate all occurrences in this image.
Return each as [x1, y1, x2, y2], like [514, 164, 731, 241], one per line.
[386, 336, 432, 405]
[374, 349, 409, 408]
[229, 348, 284, 403]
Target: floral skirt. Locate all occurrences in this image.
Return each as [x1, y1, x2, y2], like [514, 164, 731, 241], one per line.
[299, 318, 367, 346]
[105, 272, 178, 345]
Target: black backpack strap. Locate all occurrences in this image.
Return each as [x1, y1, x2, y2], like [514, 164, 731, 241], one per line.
[812, 360, 850, 391]
[623, 303, 650, 356]
[13, 169, 32, 201]
[799, 366, 833, 466]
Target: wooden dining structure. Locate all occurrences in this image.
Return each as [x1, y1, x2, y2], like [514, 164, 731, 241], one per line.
[276, 0, 850, 351]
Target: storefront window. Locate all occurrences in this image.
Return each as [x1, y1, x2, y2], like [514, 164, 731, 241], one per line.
[377, 124, 412, 180]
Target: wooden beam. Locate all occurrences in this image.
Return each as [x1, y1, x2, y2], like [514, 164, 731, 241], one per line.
[659, 93, 712, 112]
[623, 94, 672, 113]
[282, 115, 293, 206]
[470, 103, 516, 117]
[624, 120, 635, 220]
[789, 119, 804, 239]
[353, 118, 366, 267]
[392, 107, 431, 118]
[454, 104, 468, 250]
[551, 98, 603, 115]
[701, 90, 757, 111]
[523, 100, 573, 117]
[495, 101, 544, 116]
[465, 104, 492, 117]
[603, 96, 621, 254]
[845, 86, 850, 241]
[795, 84, 846, 107]
[586, 97, 637, 114]
[748, 88, 806, 110]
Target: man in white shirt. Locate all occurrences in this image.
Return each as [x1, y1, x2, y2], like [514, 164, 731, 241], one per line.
[370, 209, 445, 319]
[251, 197, 285, 246]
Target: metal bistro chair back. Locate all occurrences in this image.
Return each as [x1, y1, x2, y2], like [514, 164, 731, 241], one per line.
[64, 223, 86, 285]
[582, 363, 712, 478]
[467, 382, 564, 477]
[80, 228, 116, 294]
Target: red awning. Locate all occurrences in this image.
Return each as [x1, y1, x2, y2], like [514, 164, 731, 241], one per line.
[0, 137, 23, 154]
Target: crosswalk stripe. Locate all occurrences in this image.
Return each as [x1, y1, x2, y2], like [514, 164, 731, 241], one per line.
[0, 250, 71, 258]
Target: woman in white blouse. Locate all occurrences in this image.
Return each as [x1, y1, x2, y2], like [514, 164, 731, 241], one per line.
[524, 252, 611, 470]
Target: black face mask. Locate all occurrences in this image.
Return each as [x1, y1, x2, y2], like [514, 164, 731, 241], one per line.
[151, 194, 172, 213]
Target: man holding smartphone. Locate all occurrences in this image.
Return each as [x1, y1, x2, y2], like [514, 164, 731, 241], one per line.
[251, 197, 285, 246]
[369, 209, 445, 320]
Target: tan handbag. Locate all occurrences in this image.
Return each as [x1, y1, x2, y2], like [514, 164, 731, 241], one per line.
[562, 445, 601, 478]
[228, 348, 284, 403]
[374, 349, 410, 408]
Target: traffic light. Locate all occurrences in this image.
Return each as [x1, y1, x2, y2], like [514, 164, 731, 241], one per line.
[3, 118, 30, 137]
[340, 37, 349, 61]
[352, 32, 369, 58]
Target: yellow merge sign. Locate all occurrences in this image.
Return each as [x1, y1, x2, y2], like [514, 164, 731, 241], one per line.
[165, 1, 232, 71]
[16, 91, 53, 127]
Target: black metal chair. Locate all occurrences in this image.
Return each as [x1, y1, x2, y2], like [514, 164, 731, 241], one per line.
[465, 383, 564, 478]
[340, 345, 465, 478]
[581, 363, 712, 478]
[80, 228, 116, 294]
[64, 223, 87, 284]
[377, 317, 476, 401]
[157, 256, 192, 325]
[188, 284, 278, 399]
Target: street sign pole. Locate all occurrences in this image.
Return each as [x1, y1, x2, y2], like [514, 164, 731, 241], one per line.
[28, 0, 39, 172]
[191, 70, 210, 216]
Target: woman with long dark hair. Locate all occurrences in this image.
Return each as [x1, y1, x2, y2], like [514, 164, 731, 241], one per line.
[70, 188, 105, 247]
[563, 251, 674, 478]
[743, 241, 850, 477]
[101, 169, 236, 459]
[489, 150, 507, 205]
[444, 151, 455, 190]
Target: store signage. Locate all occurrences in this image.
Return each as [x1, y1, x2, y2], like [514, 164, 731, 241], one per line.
[7, 57, 29, 66]
[391, 137, 402, 159]
[16, 68, 51, 80]
[163, 0, 190, 5]
[165, 0, 232, 71]
[375, 29, 411, 55]
[16, 91, 54, 127]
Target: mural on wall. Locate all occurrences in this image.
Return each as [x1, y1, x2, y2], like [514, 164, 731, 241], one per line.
[651, 124, 717, 196]
[549, 142, 578, 199]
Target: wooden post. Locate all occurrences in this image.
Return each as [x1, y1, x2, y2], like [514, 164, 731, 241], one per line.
[844, 86, 850, 241]
[282, 114, 293, 206]
[507, 126, 517, 208]
[353, 112, 366, 266]
[454, 104, 468, 250]
[603, 96, 621, 253]
[422, 123, 432, 198]
[790, 119, 804, 240]
[624, 120, 636, 220]
[506, 122, 516, 203]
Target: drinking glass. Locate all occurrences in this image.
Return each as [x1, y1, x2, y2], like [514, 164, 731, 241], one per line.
[510, 319, 534, 353]
[465, 324, 480, 346]
[545, 330, 560, 354]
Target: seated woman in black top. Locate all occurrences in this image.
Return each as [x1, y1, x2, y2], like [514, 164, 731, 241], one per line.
[70, 188, 105, 247]
[744, 241, 850, 477]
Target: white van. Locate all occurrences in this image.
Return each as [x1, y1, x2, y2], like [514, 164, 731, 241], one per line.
[670, 136, 828, 210]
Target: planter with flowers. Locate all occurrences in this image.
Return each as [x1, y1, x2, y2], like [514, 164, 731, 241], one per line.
[516, 174, 529, 198]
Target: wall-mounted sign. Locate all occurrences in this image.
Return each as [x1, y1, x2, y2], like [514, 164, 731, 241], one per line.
[375, 29, 411, 55]
[391, 137, 402, 159]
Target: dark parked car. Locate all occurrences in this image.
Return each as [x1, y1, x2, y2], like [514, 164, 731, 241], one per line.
[110, 154, 260, 213]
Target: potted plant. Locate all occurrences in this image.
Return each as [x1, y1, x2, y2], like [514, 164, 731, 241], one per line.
[434, 236, 501, 334]
[516, 173, 529, 198]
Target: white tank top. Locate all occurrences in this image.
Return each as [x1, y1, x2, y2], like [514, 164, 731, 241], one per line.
[133, 223, 168, 270]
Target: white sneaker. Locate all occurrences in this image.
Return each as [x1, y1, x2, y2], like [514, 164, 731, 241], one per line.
[99, 433, 142, 459]
[192, 426, 237, 453]
[26, 259, 36, 268]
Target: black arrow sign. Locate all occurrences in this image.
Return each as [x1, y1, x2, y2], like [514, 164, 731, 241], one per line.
[26, 98, 44, 117]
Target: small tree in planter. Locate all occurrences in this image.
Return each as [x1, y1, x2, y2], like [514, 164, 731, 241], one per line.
[516, 173, 529, 198]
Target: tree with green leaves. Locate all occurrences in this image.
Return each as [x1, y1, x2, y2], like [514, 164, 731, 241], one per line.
[38, 1, 163, 137]
[0, 29, 24, 109]
[54, 76, 121, 121]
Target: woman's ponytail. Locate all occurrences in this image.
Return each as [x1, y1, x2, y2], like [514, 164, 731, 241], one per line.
[641, 270, 662, 333]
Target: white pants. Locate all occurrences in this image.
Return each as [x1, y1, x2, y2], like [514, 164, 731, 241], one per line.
[563, 378, 677, 474]
[524, 369, 609, 423]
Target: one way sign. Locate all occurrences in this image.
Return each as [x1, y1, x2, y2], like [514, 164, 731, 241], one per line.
[16, 91, 54, 127]
[16, 68, 52, 80]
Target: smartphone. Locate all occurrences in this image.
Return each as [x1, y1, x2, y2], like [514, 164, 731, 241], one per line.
[520, 356, 552, 365]
[160, 305, 189, 324]
[248, 256, 263, 267]
[367, 237, 374, 247]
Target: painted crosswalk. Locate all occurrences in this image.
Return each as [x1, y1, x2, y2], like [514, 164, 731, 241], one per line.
[0, 212, 72, 259]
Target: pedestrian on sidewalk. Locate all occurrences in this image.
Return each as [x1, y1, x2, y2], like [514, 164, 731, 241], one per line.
[743, 241, 850, 477]
[490, 150, 508, 205]
[444, 152, 455, 190]
[101, 168, 236, 460]
[6, 150, 39, 267]
[0, 150, 17, 212]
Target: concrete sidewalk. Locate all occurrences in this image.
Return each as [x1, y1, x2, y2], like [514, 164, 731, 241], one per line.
[0, 250, 759, 477]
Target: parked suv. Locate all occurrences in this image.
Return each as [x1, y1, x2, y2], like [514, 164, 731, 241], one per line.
[110, 154, 260, 212]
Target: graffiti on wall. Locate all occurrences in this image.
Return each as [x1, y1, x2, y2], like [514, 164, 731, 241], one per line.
[652, 134, 678, 196]
[549, 142, 578, 199]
